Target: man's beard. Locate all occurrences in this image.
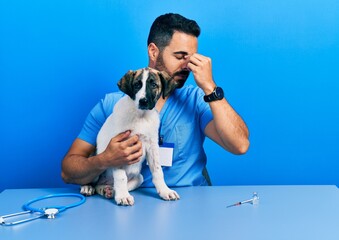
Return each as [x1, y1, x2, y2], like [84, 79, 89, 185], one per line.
[155, 54, 190, 89]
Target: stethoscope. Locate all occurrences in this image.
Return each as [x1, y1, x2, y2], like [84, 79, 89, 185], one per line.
[0, 193, 85, 226]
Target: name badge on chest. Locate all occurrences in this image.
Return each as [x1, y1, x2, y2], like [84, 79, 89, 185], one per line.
[159, 142, 174, 167]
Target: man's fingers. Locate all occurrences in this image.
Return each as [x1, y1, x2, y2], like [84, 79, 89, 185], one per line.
[123, 134, 140, 147]
[127, 140, 143, 155]
[120, 135, 142, 162]
[114, 130, 131, 142]
[123, 143, 143, 165]
[189, 54, 201, 64]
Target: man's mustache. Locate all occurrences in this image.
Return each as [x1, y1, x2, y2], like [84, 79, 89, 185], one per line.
[172, 70, 190, 78]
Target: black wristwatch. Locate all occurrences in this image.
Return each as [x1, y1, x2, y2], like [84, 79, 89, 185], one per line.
[203, 87, 224, 102]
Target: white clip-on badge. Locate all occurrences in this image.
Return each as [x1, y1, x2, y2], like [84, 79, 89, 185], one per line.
[156, 135, 174, 167]
[159, 142, 174, 167]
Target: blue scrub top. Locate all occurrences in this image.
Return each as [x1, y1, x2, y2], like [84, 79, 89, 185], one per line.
[78, 85, 213, 187]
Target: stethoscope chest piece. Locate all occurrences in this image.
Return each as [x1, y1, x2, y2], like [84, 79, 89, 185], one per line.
[44, 208, 59, 219]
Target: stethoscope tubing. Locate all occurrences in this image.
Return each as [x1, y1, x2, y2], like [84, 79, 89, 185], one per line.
[23, 193, 86, 213]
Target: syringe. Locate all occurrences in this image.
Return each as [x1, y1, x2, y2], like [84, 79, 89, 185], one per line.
[227, 192, 259, 208]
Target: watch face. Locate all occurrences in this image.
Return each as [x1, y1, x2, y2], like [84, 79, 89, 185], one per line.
[215, 87, 224, 98]
[204, 87, 224, 102]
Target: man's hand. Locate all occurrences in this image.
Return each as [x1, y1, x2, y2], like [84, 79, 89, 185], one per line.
[186, 53, 216, 94]
[99, 131, 143, 168]
[61, 131, 143, 185]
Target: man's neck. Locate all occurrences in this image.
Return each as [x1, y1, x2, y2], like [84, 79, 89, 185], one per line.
[156, 97, 168, 112]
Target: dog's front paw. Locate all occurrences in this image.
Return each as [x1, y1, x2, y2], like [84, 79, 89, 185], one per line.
[115, 193, 135, 206]
[158, 188, 180, 201]
[80, 185, 96, 196]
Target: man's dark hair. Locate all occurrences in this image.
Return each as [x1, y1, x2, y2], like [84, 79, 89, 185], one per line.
[147, 13, 201, 50]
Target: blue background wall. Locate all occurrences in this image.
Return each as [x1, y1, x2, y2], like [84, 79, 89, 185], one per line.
[1, 0, 338, 191]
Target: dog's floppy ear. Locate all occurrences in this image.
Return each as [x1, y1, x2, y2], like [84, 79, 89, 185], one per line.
[159, 71, 178, 99]
[117, 70, 136, 99]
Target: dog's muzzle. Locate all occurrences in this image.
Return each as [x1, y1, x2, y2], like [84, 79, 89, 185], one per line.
[138, 98, 152, 110]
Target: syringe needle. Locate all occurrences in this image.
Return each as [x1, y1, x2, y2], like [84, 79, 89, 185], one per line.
[227, 198, 253, 208]
[226, 202, 242, 208]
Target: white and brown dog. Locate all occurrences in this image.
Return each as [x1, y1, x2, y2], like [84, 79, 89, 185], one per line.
[81, 67, 180, 205]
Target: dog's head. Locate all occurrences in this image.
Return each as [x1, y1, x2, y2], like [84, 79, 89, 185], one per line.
[118, 67, 178, 110]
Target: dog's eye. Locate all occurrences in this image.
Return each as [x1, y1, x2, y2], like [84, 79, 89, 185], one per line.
[148, 79, 158, 89]
[133, 81, 142, 89]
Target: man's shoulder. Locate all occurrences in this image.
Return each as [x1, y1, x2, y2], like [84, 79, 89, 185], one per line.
[102, 92, 125, 102]
[98, 92, 125, 117]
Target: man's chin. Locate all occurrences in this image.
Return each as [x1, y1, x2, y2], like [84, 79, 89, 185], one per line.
[174, 75, 188, 88]
[175, 79, 186, 88]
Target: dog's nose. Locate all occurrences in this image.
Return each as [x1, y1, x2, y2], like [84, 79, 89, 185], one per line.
[139, 98, 148, 107]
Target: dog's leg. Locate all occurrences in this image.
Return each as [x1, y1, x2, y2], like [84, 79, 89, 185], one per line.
[113, 168, 135, 206]
[127, 174, 143, 191]
[147, 142, 180, 201]
[91, 170, 141, 199]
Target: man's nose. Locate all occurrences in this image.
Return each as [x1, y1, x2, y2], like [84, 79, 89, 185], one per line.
[182, 55, 191, 71]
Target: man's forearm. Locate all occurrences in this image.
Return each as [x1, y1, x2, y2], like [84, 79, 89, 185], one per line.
[61, 154, 105, 185]
[208, 98, 250, 154]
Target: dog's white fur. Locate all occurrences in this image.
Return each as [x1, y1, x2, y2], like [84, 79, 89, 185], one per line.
[81, 68, 179, 205]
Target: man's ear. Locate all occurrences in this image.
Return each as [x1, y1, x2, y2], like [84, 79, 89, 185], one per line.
[148, 43, 159, 67]
[117, 70, 136, 99]
[159, 71, 178, 98]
